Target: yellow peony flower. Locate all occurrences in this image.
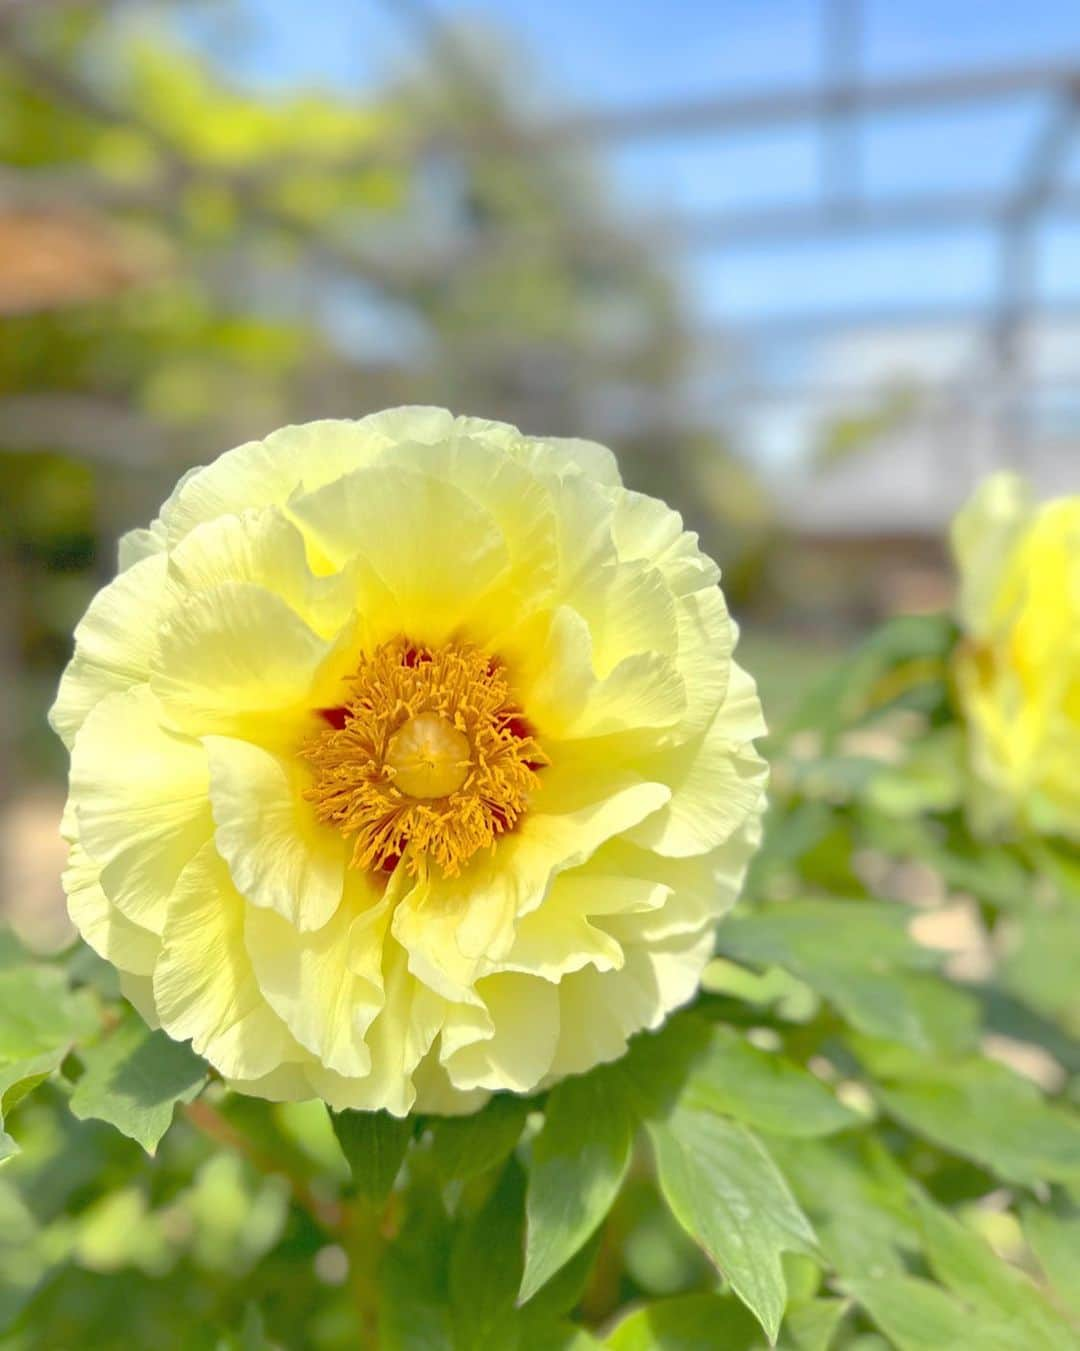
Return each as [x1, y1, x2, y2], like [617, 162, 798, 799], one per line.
[52, 409, 767, 1115]
[952, 472, 1080, 839]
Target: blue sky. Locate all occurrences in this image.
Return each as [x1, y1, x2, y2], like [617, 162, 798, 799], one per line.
[182, 0, 1080, 464]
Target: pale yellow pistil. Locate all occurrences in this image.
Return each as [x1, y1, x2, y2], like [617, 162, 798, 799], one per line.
[385, 712, 470, 799]
[303, 636, 546, 877]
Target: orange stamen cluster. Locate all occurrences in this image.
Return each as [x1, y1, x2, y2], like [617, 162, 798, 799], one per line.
[304, 637, 545, 877]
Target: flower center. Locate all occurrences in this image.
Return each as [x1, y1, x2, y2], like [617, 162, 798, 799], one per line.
[385, 712, 470, 799]
[303, 637, 546, 877]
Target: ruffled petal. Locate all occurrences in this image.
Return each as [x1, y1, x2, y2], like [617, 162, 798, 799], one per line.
[64, 843, 160, 977]
[243, 872, 391, 1078]
[442, 973, 559, 1093]
[153, 842, 294, 1080]
[71, 687, 212, 933]
[627, 664, 768, 857]
[548, 928, 714, 1079]
[151, 582, 350, 739]
[206, 736, 346, 932]
[288, 465, 509, 642]
[166, 506, 357, 639]
[49, 554, 167, 749]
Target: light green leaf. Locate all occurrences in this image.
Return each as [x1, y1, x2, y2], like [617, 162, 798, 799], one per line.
[0, 954, 98, 1161]
[0, 1178, 53, 1334]
[716, 903, 977, 1052]
[648, 1107, 818, 1343]
[861, 1047, 1080, 1187]
[331, 1109, 413, 1206]
[911, 1194, 1076, 1351]
[69, 1015, 207, 1153]
[765, 1134, 917, 1281]
[1024, 1197, 1080, 1322]
[0, 963, 95, 1061]
[429, 1093, 530, 1183]
[606, 1293, 762, 1349]
[780, 1298, 848, 1351]
[520, 1070, 635, 1304]
[715, 902, 938, 975]
[846, 1274, 1015, 1351]
[684, 1027, 860, 1138]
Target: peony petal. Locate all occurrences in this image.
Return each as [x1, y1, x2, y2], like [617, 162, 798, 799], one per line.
[523, 606, 686, 740]
[627, 663, 768, 857]
[166, 506, 357, 639]
[206, 736, 346, 932]
[161, 418, 398, 547]
[71, 687, 212, 934]
[612, 490, 719, 597]
[49, 554, 167, 750]
[391, 756, 670, 1000]
[288, 465, 509, 642]
[304, 941, 447, 1117]
[154, 842, 294, 1080]
[442, 973, 559, 1093]
[243, 872, 391, 1078]
[548, 928, 714, 1079]
[64, 843, 160, 977]
[151, 581, 348, 738]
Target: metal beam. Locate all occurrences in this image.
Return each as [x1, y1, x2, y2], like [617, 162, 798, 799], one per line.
[535, 61, 1080, 147]
[644, 188, 1080, 250]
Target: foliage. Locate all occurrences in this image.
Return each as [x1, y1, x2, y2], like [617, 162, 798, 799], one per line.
[2, 609, 1079, 1348]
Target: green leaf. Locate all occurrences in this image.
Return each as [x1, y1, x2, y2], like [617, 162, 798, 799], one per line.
[648, 1107, 818, 1343]
[780, 1298, 848, 1351]
[606, 1293, 763, 1349]
[846, 1274, 1014, 1351]
[331, 1109, 413, 1206]
[911, 1193, 1076, 1351]
[683, 1026, 860, 1138]
[0, 1178, 52, 1333]
[523, 1326, 603, 1351]
[379, 1185, 454, 1351]
[0, 962, 95, 1061]
[780, 613, 954, 745]
[520, 1069, 635, 1304]
[715, 902, 938, 976]
[0, 954, 98, 1160]
[861, 1049, 1080, 1187]
[715, 903, 978, 1052]
[429, 1093, 530, 1184]
[1024, 1196, 1080, 1322]
[450, 1157, 526, 1350]
[764, 1134, 917, 1281]
[69, 1015, 207, 1153]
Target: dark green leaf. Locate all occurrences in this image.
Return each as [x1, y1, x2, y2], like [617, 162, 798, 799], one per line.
[429, 1093, 530, 1184]
[520, 1068, 635, 1304]
[450, 1157, 527, 1350]
[379, 1185, 454, 1351]
[69, 1015, 207, 1154]
[332, 1109, 413, 1205]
